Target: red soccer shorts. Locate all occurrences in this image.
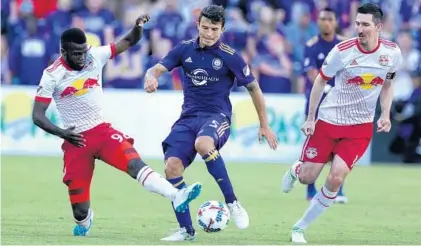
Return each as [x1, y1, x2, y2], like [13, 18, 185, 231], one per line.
[300, 120, 373, 169]
[61, 123, 139, 203]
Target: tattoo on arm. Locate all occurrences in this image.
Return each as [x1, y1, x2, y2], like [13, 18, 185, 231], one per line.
[246, 80, 259, 92]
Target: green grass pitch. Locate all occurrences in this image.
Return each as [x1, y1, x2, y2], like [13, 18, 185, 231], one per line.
[1, 156, 420, 245]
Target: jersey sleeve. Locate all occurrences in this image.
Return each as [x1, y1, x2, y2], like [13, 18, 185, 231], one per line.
[159, 43, 183, 71]
[35, 70, 56, 104]
[389, 46, 403, 73]
[228, 51, 256, 87]
[303, 45, 317, 73]
[320, 45, 342, 80]
[90, 43, 117, 67]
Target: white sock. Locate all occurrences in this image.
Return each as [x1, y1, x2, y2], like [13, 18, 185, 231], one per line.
[294, 185, 337, 230]
[74, 209, 92, 228]
[136, 166, 178, 200]
[290, 160, 303, 179]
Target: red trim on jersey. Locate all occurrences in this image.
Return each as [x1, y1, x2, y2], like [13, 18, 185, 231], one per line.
[59, 56, 72, 71]
[46, 58, 63, 73]
[338, 39, 357, 52]
[35, 96, 52, 104]
[380, 38, 397, 48]
[319, 70, 332, 80]
[356, 38, 380, 54]
[110, 43, 116, 59]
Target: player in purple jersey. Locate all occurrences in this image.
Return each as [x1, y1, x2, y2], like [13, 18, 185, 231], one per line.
[302, 7, 348, 203]
[144, 5, 278, 242]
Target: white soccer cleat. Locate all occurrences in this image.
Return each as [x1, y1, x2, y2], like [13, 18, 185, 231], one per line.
[172, 182, 202, 213]
[282, 161, 301, 193]
[160, 227, 196, 241]
[291, 227, 307, 244]
[227, 201, 249, 229]
[334, 195, 348, 204]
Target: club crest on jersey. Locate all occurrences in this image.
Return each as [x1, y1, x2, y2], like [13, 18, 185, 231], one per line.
[378, 55, 389, 66]
[305, 147, 318, 159]
[60, 76, 100, 98]
[212, 58, 223, 70]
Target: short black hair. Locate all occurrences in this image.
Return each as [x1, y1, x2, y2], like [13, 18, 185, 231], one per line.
[319, 7, 337, 18]
[199, 5, 225, 27]
[357, 2, 383, 24]
[60, 28, 86, 45]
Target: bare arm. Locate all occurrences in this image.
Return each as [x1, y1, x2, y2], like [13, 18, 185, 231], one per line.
[379, 80, 394, 117]
[32, 101, 64, 137]
[246, 80, 269, 127]
[114, 14, 150, 56]
[145, 63, 168, 80]
[306, 74, 328, 121]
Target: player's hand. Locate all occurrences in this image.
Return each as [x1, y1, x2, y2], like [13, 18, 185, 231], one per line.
[258, 125, 278, 150]
[144, 72, 159, 93]
[376, 116, 391, 133]
[135, 14, 150, 27]
[59, 126, 86, 147]
[301, 120, 316, 136]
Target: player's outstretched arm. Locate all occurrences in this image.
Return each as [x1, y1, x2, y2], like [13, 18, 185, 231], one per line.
[32, 102, 85, 147]
[144, 64, 168, 93]
[114, 14, 150, 56]
[306, 74, 327, 121]
[246, 80, 278, 150]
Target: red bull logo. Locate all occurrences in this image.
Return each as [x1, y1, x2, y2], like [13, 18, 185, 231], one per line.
[346, 73, 384, 90]
[60, 77, 99, 98]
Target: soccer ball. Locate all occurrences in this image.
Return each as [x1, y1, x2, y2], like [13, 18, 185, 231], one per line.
[196, 201, 230, 233]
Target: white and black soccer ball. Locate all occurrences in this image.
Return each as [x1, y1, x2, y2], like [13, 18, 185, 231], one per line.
[196, 201, 230, 233]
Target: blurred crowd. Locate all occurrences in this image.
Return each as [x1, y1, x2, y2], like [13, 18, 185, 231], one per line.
[1, 0, 420, 161]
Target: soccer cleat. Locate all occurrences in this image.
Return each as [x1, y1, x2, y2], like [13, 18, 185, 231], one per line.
[172, 182, 202, 213]
[334, 195, 348, 204]
[73, 211, 94, 236]
[282, 161, 301, 193]
[160, 227, 196, 241]
[227, 201, 249, 229]
[291, 226, 307, 244]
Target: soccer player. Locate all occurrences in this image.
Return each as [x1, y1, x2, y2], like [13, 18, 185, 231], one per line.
[144, 5, 278, 241]
[302, 7, 347, 203]
[32, 14, 202, 237]
[282, 3, 402, 243]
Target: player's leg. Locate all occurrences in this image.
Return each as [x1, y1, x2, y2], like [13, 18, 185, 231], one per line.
[61, 141, 95, 236]
[160, 121, 199, 241]
[303, 103, 318, 200]
[195, 114, 249, 229]
[282, 120, 335, 194]
[96, 127, 201, 213]
[291, 137, 370, 243]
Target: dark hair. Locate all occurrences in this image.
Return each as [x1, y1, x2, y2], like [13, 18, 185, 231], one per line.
[319, 7, 337, 19]
[357, 2, 383, 24]
[199, 5, 225, 27]
[60, 28, 86, 46]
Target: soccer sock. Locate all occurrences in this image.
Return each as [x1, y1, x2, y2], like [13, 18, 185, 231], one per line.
[290, 160, 303, 179]
[74, 208, 93, 228]
[136, 166, 178, 200]
[294, 185, 337, 230]
[307, 182, 316, 193]
[338, 183, 344, 195]
[167, 177, 194, 234]
[203, 149, 237, 204]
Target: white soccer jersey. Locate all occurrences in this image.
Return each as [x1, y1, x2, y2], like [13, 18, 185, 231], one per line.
[318, 37, 402, 125]
[35, 43, 116, 133]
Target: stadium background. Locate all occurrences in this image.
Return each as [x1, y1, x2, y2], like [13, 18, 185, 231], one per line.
[1, 0, 421, 245]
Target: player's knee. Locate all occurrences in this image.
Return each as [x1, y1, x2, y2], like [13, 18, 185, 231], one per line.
[72, 202, 90, 221]
[195, 136, 215, 156]
[326, 173, 345, 191]
[165, 157, 184, 178]
[127, 158, 147, 179]
[297, 165, 318, 184]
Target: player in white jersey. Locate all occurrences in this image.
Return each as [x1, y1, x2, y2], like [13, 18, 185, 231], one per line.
[281, 3, 402, 243]
[32, 15, 202, 237]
